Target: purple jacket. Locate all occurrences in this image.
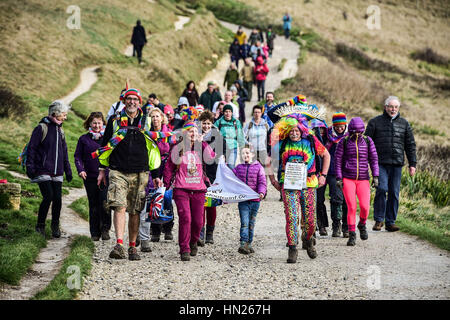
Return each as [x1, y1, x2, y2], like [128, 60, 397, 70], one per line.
[232, 161, 267, 201]
[26, 117, 72, 179]
[74, 133, 103, 179]
[334, 117, 379, 181]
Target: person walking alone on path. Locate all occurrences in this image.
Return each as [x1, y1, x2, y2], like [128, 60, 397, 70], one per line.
[163, 122, 215, 261]
[26, 101, 73, 238]
[233, 146, 267, 254]
[365, 96, 416, 232]
[283, 12, 292, 39]
[74, 112, 111, 241]
[334, 117, 379, 246]
[254, 56, 269, 102]
[131, 20, 148, 64]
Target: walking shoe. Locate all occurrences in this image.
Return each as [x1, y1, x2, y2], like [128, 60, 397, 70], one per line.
[180, 252, 190, 261]
[128, 246, 141, 261]
[164, 230, 173, 241]
[35, 225, 46, 237]
[306, 238, 318, 259]
[342, 230, 349, 238]
[197, 239, 205, 247]
[51, 224, 61, 238]
[358, 223, 368, 240]
[205, 225, 215, 244]
[91, 236, 100, 241]
[151, 234, 160, 242]
[109, 244, 126, 259]
[190, 242, 198, 256]
[332, 223, 342, 237]
[140, 240, 152, 252]
[287, 246, 298, 263]
[319, 227, 328, 236]
[347, 232, 356, 246]
[238, 242, 250, 254]
[101, 230, 110, 241]
[386, 224, 400, 232]
[372, 221, 384, 231]
[247, 243, 255, 253]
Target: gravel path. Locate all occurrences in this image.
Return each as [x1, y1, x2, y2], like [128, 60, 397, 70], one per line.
[78, 21, 450, 300]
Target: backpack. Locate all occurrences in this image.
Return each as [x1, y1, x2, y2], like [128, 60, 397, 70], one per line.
[18, 123, 65, 170]
[246, 121, 269, 145]
[343, 135, 370, 153]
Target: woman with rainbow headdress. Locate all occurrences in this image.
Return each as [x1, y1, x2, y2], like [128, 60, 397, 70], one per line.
[267, 95, 330, 263]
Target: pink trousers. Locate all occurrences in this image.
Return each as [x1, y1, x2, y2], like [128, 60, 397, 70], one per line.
[342, 178, 370, 232]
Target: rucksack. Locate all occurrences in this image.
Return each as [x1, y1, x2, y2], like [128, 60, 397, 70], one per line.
[343, 135, 370, 153]
[18, 123, 65, 170]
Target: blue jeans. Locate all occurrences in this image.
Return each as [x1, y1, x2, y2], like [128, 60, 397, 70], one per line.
[238, 201, 260, 243]
[374, 164, 402, 226]
[226, 148, 238, 169]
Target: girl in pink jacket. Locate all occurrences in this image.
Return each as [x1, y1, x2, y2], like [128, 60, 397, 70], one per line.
[163, 122, 215, 261]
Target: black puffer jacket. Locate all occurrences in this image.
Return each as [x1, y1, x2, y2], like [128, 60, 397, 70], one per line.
[364, 111, 416, 167]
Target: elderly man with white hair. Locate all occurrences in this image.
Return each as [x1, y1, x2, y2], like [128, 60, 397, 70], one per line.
[26, 100, 73, 238]
[365, 96, 417, 232]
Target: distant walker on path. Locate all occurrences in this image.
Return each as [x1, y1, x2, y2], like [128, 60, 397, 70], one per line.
[131, 20, 148, 64]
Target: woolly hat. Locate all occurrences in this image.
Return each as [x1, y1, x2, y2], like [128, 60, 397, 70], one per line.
[310, 118, 328, 129]
[182, 121, 198, 131]
[123, 88, 142, 104]
[178, 96, 189, 107]
[223, 104, 234, 114]
[196, 105, 205, 113]
[332, 112, 347, 127]
[164, 104, 174, 114]
[180, 106, 199, 121]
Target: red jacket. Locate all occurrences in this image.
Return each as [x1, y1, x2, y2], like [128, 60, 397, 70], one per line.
[254, 57, 269, 81]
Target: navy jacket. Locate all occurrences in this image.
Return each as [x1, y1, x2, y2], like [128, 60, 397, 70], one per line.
[74, 133, 104, 179]
[26, 117, 72, 179]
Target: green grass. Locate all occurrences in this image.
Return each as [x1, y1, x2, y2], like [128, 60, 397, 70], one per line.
[410, 121, 446, 137]
[0, 170, 48, 285]
[32, 236, 94, 300]
[69, 196, 89, 221]
[278, 58, 287, 72]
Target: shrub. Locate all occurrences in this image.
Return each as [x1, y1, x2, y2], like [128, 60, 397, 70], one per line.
[0, 86, 30, 118]
[411, 47, 449, 66]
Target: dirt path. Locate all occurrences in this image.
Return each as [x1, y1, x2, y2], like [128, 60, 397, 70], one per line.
[78, 20, 450, 300]
[60, 66, 99, 105]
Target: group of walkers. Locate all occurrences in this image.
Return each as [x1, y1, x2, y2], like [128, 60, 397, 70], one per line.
[24, 17, 416, 263]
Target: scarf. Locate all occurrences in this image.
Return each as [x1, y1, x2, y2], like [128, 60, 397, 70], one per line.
[91, 107, 177, 160]
[48, 116, 62, 126]
[325, 126, 348, 150]
[89, 126, 105, 140]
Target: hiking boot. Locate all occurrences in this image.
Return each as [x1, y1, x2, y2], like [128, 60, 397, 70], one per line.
[319, 227, 328, 236]
[386, 224, 400, 232]
[164, 230, 173, 241]
[342, 229, 349, 238]
[287, 246, 298, 263]
[372, 221, 384, 231]
[205, 225, 215, 244]
[347, 232, 356, 246]
[51, 224, 61, 238]
[238, 242, 250, 254]
[332, 223, 342, 237]
[190, 242, 198, 256]
[358, 223, 368, 240]
[151, 234, 160, 242]
[101, 230, 110, 241]
[109, 244, 126, 259]
[91, 236, 100, 241]
[35, 225, 46, 237]
[197, 239, 205, 247]
[180, 252, 190, 261]
[247, 243, 255, 253]
[128, 246, 141, 261]
[306, 238, 318, 259]
[140, 240, 152, 252]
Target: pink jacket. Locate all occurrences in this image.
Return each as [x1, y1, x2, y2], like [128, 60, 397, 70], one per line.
[163, 141, 215, 191]
[254, 56, 269, 81]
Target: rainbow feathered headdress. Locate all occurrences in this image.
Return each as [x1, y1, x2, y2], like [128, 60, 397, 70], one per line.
[180, 106, 199, 121]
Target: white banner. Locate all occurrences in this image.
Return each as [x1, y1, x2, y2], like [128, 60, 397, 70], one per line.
[205, 157, 259, 203]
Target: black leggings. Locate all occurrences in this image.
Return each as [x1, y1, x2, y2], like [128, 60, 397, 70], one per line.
[37, 181, 62, 227]
[84, 178, 111, 237]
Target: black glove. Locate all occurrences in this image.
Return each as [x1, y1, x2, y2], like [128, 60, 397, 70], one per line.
[66, 174, 73, 183]
[372, 176, 379, 188]
[336, 179, 343, 190]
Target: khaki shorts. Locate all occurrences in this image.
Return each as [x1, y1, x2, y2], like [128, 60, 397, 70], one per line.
[107, 170, 149, 215]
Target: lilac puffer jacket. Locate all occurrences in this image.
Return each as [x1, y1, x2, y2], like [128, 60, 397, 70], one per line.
[334, 117, 379, 180]
[232, 160, 267, 201]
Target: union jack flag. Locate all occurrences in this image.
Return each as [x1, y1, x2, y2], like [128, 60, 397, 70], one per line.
[148, 192, 164, 220]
